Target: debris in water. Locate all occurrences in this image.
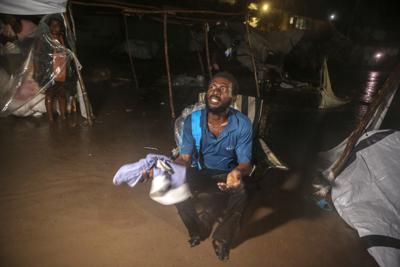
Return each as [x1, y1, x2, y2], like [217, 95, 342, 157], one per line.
[144, 146, 159, 151]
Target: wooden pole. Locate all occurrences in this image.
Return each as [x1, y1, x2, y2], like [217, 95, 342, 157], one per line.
[329, 63, 400, 180]
[74, 59, 94, 125]
[245, 14, 260, 97]
[123, 14, 140, 90]
[71, 0, 245, 16]
[204, 23, 212, 80]
[190, 30, 206, 78]
[63, 12, 94, 126]
[163, 13, 176, 119]
[66, 3, 77, 40]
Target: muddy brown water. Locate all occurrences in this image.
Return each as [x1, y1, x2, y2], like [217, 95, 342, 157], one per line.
[0, 60, 387, 266]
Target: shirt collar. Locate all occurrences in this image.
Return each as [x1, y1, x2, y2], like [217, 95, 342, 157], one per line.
[203, 108, 238, 138]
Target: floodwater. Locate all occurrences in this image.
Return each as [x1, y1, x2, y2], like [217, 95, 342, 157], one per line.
[1, 52, 396, 266]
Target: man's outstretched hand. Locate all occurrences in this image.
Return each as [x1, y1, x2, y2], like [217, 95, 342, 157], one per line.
[217, 163, 251, 192]
[217, 169, 242, 191]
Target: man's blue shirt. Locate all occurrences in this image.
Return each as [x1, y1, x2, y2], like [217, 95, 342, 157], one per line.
[180, 108, 252, 171]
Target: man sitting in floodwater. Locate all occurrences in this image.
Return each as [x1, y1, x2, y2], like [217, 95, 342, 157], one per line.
[175, 71, 252, 261]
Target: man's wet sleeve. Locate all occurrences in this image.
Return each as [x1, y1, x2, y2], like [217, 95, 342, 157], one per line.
[236, 120, 252, 164]
[180, 115, 194, 155]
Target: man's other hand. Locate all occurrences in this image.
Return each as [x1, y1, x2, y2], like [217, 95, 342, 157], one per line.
[217, 169, 242, 191]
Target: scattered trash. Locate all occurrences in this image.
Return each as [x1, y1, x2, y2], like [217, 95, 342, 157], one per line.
[32, 112, 43, 118]
[305, 195, 334, 212]
[88, 153, 93, 157]
[280, 81, 294, 89]
[111, 39, 159, 59]
[114, 77, 132, 82]
[144, 146, 159, 151]
[160, 102, 165, 106]
[91, 68, 111, 82]
[172, 74, 205, 87]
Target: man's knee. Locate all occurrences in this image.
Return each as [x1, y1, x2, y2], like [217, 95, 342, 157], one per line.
[231, 186, 247, 200]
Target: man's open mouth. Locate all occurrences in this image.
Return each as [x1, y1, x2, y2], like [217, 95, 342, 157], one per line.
[209, 96, 221, 104]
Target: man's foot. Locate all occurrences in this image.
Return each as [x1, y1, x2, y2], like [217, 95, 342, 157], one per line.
[187, 212, 213, 248]
[212, 239, 230, 261]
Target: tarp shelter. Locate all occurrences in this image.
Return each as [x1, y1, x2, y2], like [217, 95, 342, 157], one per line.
[71, 0, 266, 118]
[332, 130, 400, 267]
[0, 0, 94, 124]
[314, 63, 400, 266]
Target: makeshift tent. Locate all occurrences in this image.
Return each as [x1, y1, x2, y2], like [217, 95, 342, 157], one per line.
[0, 1, 94, 124]
[0, 0, 93, 125]
[318, 58, 349, 109]
[68, 0, 255, 118]
[0, 14, 91, 122]
[1, 1, 335, 122]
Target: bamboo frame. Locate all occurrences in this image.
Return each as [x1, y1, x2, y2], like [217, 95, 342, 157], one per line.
[122, 13, 140, 90]
[64, 11, 94, 126]
[329, 63, 400, 180]
[163, 13, 176, 119]
[245, 14, 260, 97]
[204, 23, 212, 80]
[70, 0, 245, 17]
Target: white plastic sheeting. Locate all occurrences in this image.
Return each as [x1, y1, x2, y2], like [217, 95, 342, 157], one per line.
[0, 14, 89, 118]
[332, 130, 400, 267]
[0, 0, 67, 15]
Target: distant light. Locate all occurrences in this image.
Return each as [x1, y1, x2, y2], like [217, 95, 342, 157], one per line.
[329, 14, 336, 21]
[248, 2, 258, 10]
[375, 52, 383, 59]
[261, 3, 270, 12]
[248, 16, 260, 28]
[218, 0, 236, 5]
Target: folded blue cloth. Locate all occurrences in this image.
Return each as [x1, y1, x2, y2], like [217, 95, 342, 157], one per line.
[113, 154, 170, 187]
[113, 154, 191, 205]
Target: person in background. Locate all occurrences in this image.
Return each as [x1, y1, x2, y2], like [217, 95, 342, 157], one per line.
[34, 17, 74, 122]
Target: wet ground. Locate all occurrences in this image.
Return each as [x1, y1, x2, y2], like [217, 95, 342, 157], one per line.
[1, 51, 397, 266]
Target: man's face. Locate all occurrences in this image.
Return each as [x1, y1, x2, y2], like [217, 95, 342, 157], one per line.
[49, 20, 61, 35]
[206, 76, 234, 114]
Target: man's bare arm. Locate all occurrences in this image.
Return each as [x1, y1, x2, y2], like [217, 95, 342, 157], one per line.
[233, 162, 252, 179]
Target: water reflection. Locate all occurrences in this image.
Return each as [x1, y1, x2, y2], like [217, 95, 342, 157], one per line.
[361, 71, 380, 103]
[355, 71, 383, 121]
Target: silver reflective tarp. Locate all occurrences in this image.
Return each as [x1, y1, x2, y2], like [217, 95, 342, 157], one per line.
[332, 130, 400, 267]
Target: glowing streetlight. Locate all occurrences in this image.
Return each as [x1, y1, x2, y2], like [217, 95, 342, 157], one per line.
[375, 52, 383, 59]
[261, 3, 270, 12]
[329, 13, 336, 21]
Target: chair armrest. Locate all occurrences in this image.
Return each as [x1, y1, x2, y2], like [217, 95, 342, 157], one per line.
[256, 138, 289, 171]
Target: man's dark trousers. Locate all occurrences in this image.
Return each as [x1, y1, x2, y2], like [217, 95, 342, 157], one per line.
[175, 168, 247, 244]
